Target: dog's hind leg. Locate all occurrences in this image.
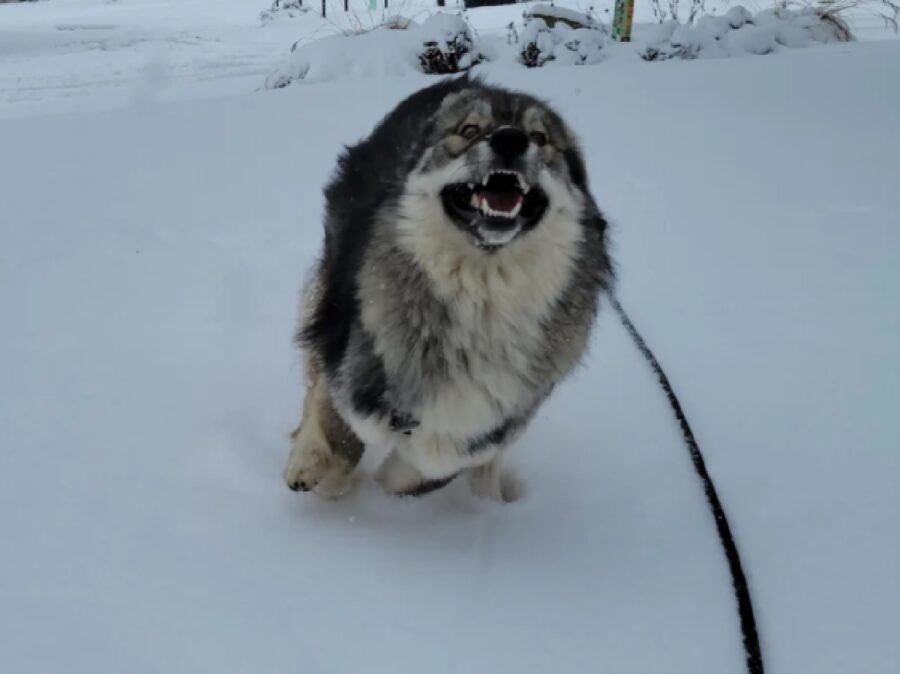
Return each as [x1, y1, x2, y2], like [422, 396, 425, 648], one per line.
[467, 453, 523, 503]
[283, 366, 364, 499]
[374, 449, 429, 495]
[374, 448, 459, 497]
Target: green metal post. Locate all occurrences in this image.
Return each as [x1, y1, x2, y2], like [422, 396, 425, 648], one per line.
[612, 0, 635, 42]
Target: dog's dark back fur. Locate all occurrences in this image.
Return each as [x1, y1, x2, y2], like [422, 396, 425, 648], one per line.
[303, 78, 476, 374]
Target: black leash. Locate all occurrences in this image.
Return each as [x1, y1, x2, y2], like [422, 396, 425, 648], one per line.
[611, 296, 764, 674]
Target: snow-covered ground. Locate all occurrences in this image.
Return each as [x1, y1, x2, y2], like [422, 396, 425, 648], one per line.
[2, 1, 899, 673]
[1, 0, 897, 118]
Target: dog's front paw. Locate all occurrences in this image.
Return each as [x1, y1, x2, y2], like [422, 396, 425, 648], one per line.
[283, 427, 355, 499]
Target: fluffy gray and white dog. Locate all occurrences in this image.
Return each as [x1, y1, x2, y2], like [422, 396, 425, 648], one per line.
[283, 77, 613, 502]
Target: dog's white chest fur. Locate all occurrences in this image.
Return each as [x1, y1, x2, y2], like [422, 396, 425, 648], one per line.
[357, 188, 584, 442]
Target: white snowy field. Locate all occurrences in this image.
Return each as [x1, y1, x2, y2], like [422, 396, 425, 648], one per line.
[1, 0, 898, 118]
[2, 1, 900, 673]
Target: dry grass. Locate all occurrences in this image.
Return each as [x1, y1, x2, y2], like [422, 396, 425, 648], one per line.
[781, 0, 900, 36]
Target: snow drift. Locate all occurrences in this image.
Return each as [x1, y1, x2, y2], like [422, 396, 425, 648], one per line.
[265, 6, 853, 87]
[265, 13, 484, 88]
[640, 6, 851, 60]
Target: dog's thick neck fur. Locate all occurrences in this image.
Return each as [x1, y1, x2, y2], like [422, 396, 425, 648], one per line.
[355, 181, 583, 437]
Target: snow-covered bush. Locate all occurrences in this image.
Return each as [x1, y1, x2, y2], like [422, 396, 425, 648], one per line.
[265, 29, 415, 88]
[519, 6, 608, 68]
[417, 13, 485, 74]
[526, 4, 606, 31]
[262, 2, 864, 87]
[383, 15, 418, 30]
[264, 13, 484, 88]
[782, 0, 898, 35]
[639, 5, 850, 61]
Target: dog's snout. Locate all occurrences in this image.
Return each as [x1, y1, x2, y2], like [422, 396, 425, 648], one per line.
[489, 127, 529, 163]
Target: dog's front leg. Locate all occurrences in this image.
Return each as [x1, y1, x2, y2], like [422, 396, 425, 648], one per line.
[283, 370, 364, 499]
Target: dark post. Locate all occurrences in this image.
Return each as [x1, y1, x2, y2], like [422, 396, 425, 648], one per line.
[321, 0, 326, 17]
[344, 0, 348, 10]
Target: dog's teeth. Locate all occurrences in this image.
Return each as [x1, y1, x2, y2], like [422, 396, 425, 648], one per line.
[481, 171, 530, 193]
[478, 200, 520, 218]
[479, 201, 497, 217]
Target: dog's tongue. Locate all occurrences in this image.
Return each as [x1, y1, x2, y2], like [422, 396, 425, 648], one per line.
[479, 191, 523, 214]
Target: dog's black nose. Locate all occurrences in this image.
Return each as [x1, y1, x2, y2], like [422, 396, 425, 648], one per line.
[489, 127, 529, 163]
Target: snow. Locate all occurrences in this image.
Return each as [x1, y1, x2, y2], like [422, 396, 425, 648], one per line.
[265, 26, 421, 87]
[2, 0, 896, 117]
[260, 0, 311, 25]
[520, 18, 608, 67]
[265, 12, 485, 86]
[526, 3, 603, 27]
[638, 7, 850, 60]
[2, 1, 900, 674]
[268, 5, 861, 85]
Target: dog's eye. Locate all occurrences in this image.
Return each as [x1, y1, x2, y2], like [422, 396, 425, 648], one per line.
[459, 124, 481, 140]
[529, 131, 548, 147]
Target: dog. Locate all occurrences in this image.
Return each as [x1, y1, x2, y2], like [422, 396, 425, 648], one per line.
[283, 77, 612, 502]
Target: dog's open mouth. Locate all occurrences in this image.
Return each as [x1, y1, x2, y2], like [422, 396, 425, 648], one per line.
[474, 170, 529, 218]
[441, 170, 549, 250]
